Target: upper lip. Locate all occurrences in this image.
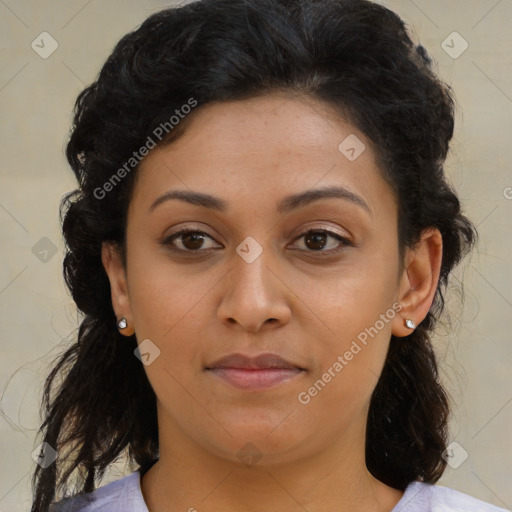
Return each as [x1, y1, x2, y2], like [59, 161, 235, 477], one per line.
[205, 353, 304, 370]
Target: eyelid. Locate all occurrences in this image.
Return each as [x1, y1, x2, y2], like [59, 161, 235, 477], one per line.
[288, 228, 353, 252]
[290, 222, 352, 243]
[161, 227, 220, 249]
[162, 223, 218, 241]
[162, 224, 354, 254]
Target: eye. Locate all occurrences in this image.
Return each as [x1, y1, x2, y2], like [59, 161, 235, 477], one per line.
[162, 228, 352, 254]
[290, 229, 352, 253]
[163, 229, 220, 252]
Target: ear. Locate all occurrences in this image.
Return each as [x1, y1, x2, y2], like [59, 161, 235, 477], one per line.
[391, 228, 443, 337]
[101, 242, 134, 334]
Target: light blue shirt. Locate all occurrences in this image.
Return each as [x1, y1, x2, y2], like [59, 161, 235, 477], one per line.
[50, 470, 510, 511]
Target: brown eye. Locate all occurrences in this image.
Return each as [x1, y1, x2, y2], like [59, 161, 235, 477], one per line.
[162, 228, 351, 256]
[292, 229, 351, 253]
[304, 231, 328, 250]
[164, 229, 219, 252]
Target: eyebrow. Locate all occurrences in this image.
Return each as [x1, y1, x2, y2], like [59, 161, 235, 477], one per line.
[149, 185, 372, 216]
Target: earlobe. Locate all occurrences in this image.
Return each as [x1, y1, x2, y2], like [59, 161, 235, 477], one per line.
[392, 228, 443, 337]
[101, 242, 133, 331]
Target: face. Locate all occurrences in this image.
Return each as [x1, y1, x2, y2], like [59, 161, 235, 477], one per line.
[105, 92, 414, 466]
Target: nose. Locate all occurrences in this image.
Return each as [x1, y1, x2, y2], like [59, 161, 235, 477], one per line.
[216, 245, 292, 333]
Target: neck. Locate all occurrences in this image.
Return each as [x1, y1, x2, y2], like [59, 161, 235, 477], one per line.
[140, 410, 403, 512]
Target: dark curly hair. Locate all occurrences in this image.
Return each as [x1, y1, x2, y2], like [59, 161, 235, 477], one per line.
[31, 0, 477, 510]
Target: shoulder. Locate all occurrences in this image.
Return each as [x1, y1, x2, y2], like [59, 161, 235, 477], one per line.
[396, 480, 509, 512]
[50, 470, 148, 512]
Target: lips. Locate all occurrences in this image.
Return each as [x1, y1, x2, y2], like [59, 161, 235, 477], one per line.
[205, 353, 306, 391]
[205, 352, 304, 371]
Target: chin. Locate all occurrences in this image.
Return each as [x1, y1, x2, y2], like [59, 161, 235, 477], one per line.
[198, 420, 312, 466]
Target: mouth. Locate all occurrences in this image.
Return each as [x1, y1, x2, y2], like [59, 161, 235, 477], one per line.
[205, 353, 306, 391]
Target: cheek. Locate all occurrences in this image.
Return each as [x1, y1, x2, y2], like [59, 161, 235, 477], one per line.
[298, 325, 392, 428]
[127, 238, 201, 330]
[308, 264, 398, 344]
[129, 273, 209, 356]
[124, 250, 203, 372]
[127, 272, 207, 404]
[298, 259, 399, 406]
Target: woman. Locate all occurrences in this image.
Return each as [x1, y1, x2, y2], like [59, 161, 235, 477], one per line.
[31, 0, 506, 511]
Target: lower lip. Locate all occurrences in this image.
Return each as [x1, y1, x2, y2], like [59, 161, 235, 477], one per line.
[207, 368, 304, 390]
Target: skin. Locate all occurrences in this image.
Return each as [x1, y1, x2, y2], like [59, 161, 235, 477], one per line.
[102, 91, 443, 512]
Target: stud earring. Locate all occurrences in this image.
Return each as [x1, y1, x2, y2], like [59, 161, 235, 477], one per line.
[405, 319, 416, 330]
[117, 317, 135, 336]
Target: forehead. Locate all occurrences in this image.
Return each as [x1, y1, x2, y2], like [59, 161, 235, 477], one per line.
[130, 93, 396, 221]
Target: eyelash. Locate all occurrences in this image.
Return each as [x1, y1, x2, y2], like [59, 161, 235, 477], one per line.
[162, 228, 353, 255]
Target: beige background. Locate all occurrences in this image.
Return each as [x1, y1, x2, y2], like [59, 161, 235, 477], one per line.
[0, 0, 511, 510]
